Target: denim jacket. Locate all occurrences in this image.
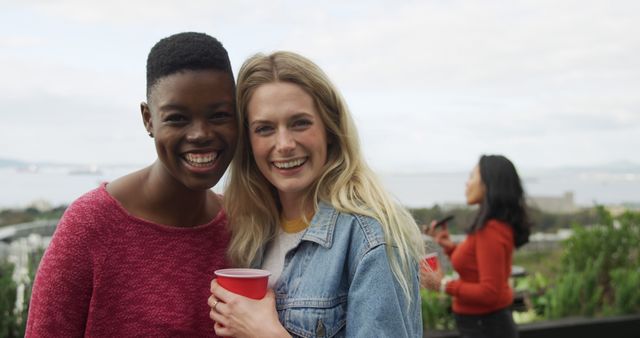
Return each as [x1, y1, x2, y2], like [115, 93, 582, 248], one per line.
[254, 202, 423, 338]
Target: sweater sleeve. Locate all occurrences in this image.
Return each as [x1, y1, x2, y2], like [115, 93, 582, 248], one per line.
[446, 223, 511, 307]
[26, 200, 100, 337]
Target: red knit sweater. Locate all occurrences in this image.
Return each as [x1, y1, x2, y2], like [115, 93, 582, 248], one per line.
[26, 184, 229, 337]
[444, 219, 514, 315]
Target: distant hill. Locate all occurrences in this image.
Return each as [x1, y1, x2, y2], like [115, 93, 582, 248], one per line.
[596, 161, 640, 171]
[541, 161, 640, 174]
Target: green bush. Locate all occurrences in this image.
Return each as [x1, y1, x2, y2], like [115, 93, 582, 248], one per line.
[420, 208, 640, 332]
[608, 268, 640, 315]
[421, 288, 454, 331]
[544, 255, 604, 319]
[516, 272, 549, 318]
[561, 207, 637, 276]
[0, 241, 45, 337]
[0, 261, 18, 338]
[541, 207, 640, 319]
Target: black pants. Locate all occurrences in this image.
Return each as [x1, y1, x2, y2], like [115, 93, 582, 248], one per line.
[454, 308, 518, 338]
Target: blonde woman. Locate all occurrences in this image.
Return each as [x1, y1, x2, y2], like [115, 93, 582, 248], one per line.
[208, 51, 424, 337]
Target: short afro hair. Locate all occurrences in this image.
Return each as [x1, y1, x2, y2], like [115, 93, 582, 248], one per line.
[146, 32, 233, 99]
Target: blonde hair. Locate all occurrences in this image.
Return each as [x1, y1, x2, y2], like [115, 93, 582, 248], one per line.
[224, 51, 425, 302]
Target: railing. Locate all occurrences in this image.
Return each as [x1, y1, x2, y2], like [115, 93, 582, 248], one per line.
[426, 314, 640, 338]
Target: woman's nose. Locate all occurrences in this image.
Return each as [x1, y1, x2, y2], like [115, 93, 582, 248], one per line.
[186, 120, 213, 144]
[275, 130, 295, 153]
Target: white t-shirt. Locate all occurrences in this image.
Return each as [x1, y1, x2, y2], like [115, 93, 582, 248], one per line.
[261, 217, 310, 288]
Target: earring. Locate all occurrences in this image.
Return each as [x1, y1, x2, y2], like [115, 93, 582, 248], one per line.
[148, 132, 153, 138]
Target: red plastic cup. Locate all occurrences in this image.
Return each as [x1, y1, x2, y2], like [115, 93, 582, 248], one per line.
[423, 253, 439, 271]
[214, 268, 271, 300]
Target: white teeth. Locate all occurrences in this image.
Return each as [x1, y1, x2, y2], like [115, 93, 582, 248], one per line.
[184, 152, 217, 167]
[273, 158, 306, 169]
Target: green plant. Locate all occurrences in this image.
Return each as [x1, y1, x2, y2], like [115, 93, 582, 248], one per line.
[0, 240, 46, 338]
[544, 255, 604, 319]
[561, 207, 637, 273]
[516, 272, 549, 318]
[421, 288, 454, 331]
[608, 267, 640, 315]
[541, 208, 640, 319]
[514, 248, 563, 280]
[0, 261, 18, 338]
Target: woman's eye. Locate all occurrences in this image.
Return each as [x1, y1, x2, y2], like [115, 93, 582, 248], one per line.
[254, 125, 274, 135]
[165, 114, 187, 123]
[209, 112, 233, 122]
[292, 119, 312, 129]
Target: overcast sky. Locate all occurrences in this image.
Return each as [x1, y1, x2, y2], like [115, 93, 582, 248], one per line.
[1, 0, 639, 173]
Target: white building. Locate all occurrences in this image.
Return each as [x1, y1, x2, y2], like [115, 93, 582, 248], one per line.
[528, 191, 577, 214]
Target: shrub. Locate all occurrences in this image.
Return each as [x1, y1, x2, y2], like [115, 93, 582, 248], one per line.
[1, 236, 47, 338]
[544, 255, 604, 319]
[542, 207, 640, 318]
[421, 207, 640, 332]
[0, 261, 18, 337]
[421, 288, 454, 331]
[608, 268, 640, 315]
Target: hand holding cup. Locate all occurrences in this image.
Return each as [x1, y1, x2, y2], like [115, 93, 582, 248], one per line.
[214, 268, 271, 300]
[209, 269, 289, 337]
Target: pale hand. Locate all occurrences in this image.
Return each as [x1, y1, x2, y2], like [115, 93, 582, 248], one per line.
[419, 265, 443, 291]
[209, 279, 291, 338]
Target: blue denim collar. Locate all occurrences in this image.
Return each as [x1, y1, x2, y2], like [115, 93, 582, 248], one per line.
[300, 201, 337, 249]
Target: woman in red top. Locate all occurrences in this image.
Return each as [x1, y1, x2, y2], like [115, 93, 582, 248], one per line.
[421, 155, 531, 338]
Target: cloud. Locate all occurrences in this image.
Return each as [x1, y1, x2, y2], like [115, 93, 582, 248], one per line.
[0, 92, 150, 163]
[0, 35, 44, 48]
[1, 0, 639, 171]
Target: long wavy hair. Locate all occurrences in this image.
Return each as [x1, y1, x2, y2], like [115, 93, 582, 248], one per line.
[469, 155, 532, 248]
[223, 51, 424, 302]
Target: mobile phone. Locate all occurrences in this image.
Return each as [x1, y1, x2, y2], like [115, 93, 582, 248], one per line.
[433, 215, 454, 228]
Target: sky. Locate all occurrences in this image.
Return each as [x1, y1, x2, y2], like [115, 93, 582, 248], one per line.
[1, 0, 639, 173]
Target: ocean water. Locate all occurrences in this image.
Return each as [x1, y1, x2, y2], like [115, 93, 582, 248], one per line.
[1, 166, 639, 209]
[0, 167, 136, 209]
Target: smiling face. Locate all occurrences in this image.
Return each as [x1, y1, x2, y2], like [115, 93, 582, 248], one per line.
[247, 82, 328, 205]
[142, 69, 237, 191]
[465, 164, 486, 205]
